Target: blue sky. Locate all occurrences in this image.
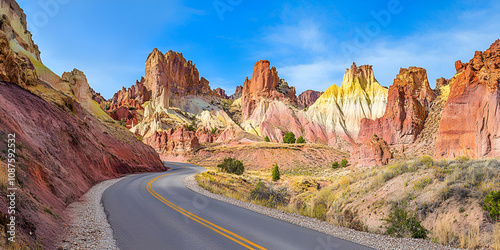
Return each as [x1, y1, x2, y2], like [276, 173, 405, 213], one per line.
[17, 0, 500, 99]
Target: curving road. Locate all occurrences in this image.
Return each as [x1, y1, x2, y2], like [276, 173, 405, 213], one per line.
[102, 162, 371, 250]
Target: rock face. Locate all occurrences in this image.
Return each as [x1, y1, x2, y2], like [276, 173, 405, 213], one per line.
[351, 135, 392, 167]
[241, 60, 297, 135]
[306, 63, 388, 141]
[298, 90, 323, 109]
[242, 60, 297, 120]
[62, 69, 95, 111]
[435, 39, 500, 158]
[230, 85, 243, 99]
[144, 49, 211, 109]
[144, 126, 200, 155]
[358, 67, 436, 145]
[110, 78, 150, 110]
[214, 87, 228, 99]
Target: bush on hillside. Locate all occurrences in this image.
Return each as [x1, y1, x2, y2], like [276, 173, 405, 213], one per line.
[217, 157, 244, 175]
[283, 132, 296, 144]
[264, 136, 270, 142]
[272, 164, 280, 181]
[383, 205, 428, 239]
[296, 136, 305, 144]
[483, 190, 500, 221]
[340, 158, 348, 168]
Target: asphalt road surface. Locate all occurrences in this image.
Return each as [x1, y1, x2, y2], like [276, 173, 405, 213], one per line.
[102, 162, 372, 250]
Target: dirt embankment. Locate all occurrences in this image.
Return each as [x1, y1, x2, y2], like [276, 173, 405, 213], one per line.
[189, 142, 349, 170]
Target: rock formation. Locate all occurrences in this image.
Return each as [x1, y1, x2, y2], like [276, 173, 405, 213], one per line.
[351, 135, 392, 167]
[144, 49, 211, 109]
[358, 67, 436, 145]
[230, 85, 243, 99]
[435, 39, 500, 158]
[214, 87, 228, 99]
[298, 90, 323, 109]
[306, 63, 388, 141]
[144, 126, 200, 155]
[241, 60, 297, 135]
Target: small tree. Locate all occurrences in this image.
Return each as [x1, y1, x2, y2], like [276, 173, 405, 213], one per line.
[483, 190, 500, 221]
[283, 132, 296, 144]
[272, 164, 280, 181]
[211, 128, 218, 134]
[332, 161, 339, 169]
[264, 136, 270, 142]
[217, 157, 245, 175]
[383, 205, 428, 239]
[296, 136, 305, 144]
[340, 158, 348, 168]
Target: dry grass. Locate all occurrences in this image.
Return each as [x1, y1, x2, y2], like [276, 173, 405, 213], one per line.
[196, 156, 500, 248]
[435, 215, 455, 246]
[493, 224, 500, 250]
[0, 162, 9, 190]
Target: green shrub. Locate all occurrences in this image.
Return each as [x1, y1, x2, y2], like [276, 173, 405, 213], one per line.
[283, 132, 296, 144]
[483, 190, 500, 221]
[137, 135, 143, 141]
[296, 136, 305, 144]
[272, 164, 280, 181]
[264, 136, 270, 142]
[340, 158, 348, 168]
[128, 106, 136, 110]
[217, 157, 245, 175]
[383, 205, 428, 239]
[250, 180, 288, 207]
[332, 161, 339, 169]
[211, 128, 218, 134]
[187, 125, 196, 131]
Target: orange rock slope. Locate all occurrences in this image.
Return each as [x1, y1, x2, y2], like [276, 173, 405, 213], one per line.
[298, 90, 323, 109]
[358, 67, 436, 145]
[435, 39, 500, 158]
[351, 135, 393, 167]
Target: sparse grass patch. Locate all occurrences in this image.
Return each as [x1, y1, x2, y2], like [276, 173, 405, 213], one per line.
[413, 177, 432, 190]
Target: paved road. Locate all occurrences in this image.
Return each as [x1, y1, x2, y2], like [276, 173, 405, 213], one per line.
[102, 162, 371, 250]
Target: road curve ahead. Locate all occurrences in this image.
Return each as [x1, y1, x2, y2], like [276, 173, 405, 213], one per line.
[102, 162, 372, 250]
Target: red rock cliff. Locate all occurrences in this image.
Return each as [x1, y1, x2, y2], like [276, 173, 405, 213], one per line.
[242, 60, 297, 120]
[435, 39, 500, 158]
[358, 67, 436, 145]
[298, 90, 323, 109]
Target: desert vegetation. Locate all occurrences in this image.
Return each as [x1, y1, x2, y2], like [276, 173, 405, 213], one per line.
[196, 156, 500, 249]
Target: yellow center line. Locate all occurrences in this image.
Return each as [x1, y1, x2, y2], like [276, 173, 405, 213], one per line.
[147, 163, 267, 250]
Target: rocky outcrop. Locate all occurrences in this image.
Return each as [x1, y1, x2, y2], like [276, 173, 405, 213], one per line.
[242, 60, 297, 120]
[62, 69, 95, 111]
[358, 67, 436, 145]
[435, 39, 500, 158]
[144, 126, 200, 155]
[306, 63, 388, 141]
[144, 49, 211, 109]
[230, 85, 243, 99]
[298, 90, 323, 109]
[0, 30, 38, 88]
[241, 60, 297, 135]
[351, 135, 392, 167]
[214, 87, 228, 99]
[110, 78, 150, 110]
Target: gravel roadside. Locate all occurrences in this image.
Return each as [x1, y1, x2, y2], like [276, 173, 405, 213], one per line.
[183, 175, 458, 250]
[59, 178, 123, 250]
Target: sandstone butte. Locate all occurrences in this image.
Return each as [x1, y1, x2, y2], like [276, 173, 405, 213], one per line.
[357, 67, 436, 145]
[434, 39, 500, 158]
[298, 90, 323, 109]
[0, 0, 166, 248]
[305, 63, 388, 142]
